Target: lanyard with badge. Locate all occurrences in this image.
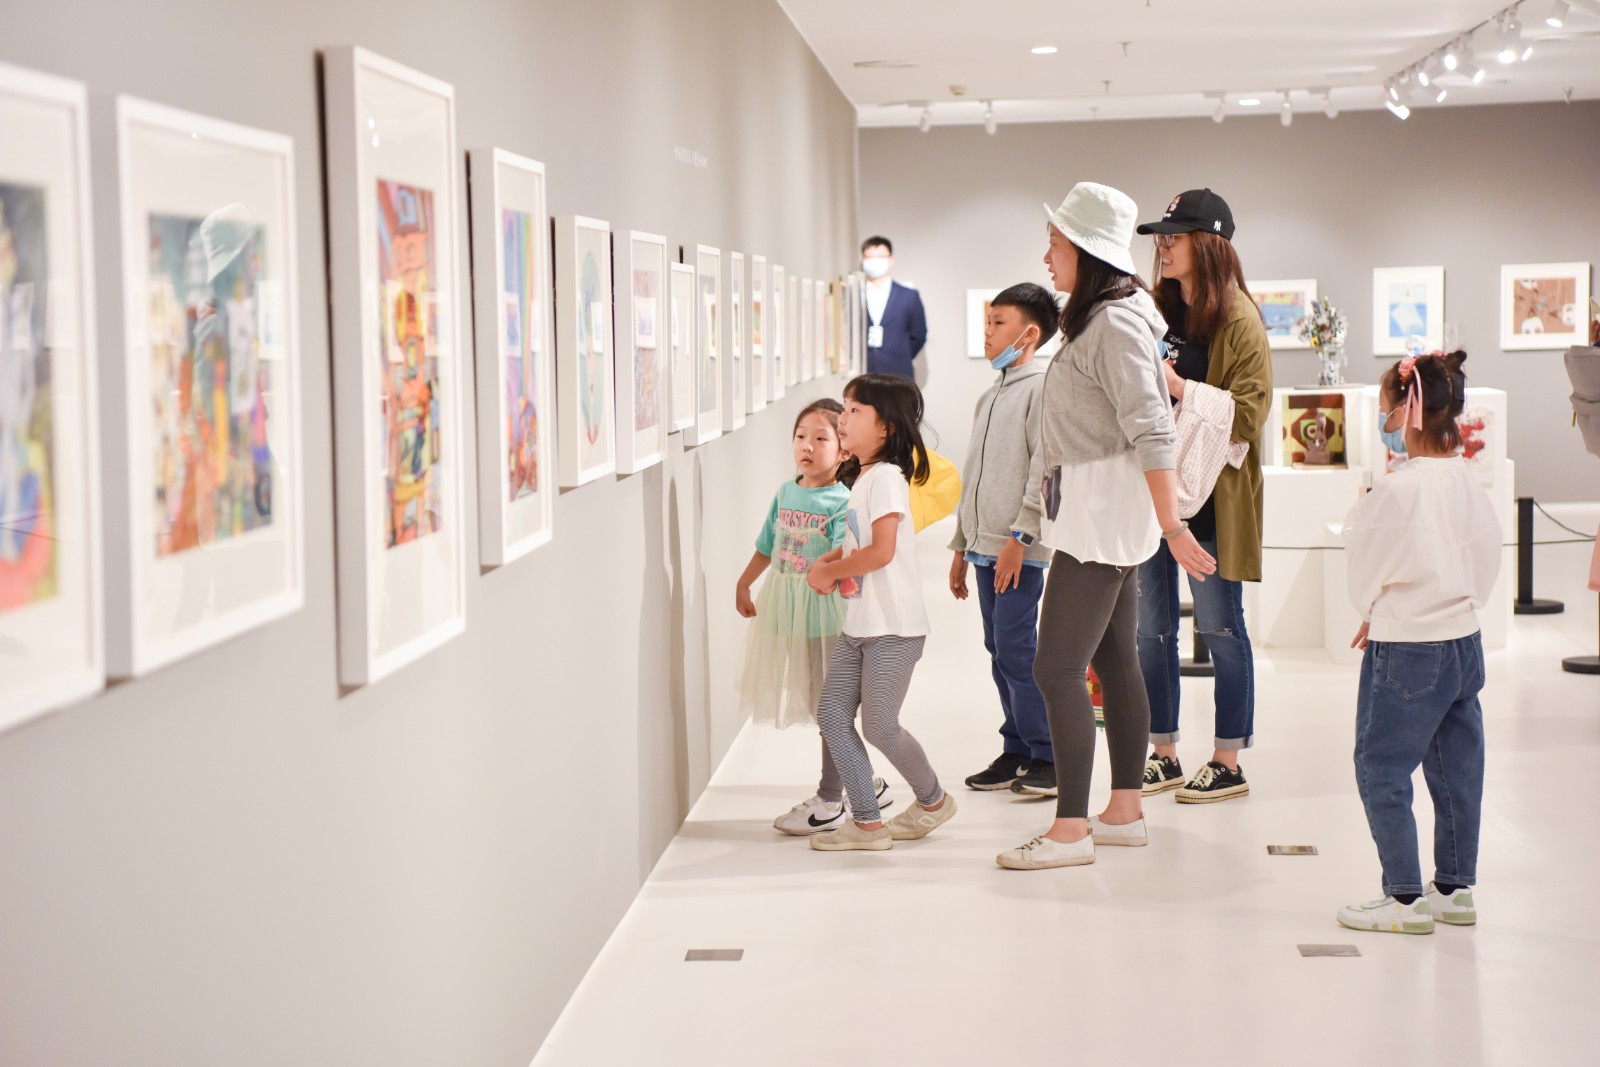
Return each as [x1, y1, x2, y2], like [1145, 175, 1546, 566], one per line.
[866, 287, 885, 349]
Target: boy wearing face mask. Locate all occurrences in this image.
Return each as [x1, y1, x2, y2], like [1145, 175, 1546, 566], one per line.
[949, 282, 1061, 796]
[860, 235, 928, 380]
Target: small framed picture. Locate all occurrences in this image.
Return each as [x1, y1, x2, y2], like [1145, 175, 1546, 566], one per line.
[554, 214, 617, 486]
[667, 261, 696, 434]
[691, 245, 722, 446]
[725, 250, 746, 430]
[1372, 265, 1445, 356]
[768, 263, 787, 401]
[798, 278, 814, 382]
[1246, 278, 1317, 350]
[749, 254, 767, 412]
[967, 288, 1000, 357]
[1499, 262, 1591, 350]
[615, 230, 668, 472]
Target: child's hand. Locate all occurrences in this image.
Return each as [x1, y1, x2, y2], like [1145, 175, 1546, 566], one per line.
[1351, 621, 1370, 650]
[736, 584, 757, 618]
[995, 538, 1024, 594]
[949, 552, 969, 600]
[806, 561, 837, 595]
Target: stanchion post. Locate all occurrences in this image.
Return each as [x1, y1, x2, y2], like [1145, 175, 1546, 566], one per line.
[1562, 593, 1600, 675]
[1515, 496, 1565, 615]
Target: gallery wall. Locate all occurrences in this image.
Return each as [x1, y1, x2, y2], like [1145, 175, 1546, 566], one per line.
[0, 2, 858, 1065]
[860, 101, 1600, 504]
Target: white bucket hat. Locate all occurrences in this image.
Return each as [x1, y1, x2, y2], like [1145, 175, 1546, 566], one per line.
[1043, 182, 1138, 275]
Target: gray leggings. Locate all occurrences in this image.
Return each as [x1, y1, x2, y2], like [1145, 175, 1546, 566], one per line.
[816, 633, 940, 822]
[1034, 551, 1151, 818]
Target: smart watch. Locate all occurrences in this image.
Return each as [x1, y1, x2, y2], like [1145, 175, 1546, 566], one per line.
[1010, 530, 1035, 546]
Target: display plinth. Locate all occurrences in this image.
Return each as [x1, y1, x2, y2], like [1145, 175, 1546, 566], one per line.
[1244, 466, 1369, 649]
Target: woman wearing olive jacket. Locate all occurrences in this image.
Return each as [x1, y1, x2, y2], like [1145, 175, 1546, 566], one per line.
[1132, 188, 1272, 806]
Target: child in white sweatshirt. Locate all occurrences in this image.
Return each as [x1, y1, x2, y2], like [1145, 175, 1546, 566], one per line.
[1337, 350, 1500, 935]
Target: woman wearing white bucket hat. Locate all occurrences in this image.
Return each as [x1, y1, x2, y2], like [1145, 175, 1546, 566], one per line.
[996, 182, 1215, 871]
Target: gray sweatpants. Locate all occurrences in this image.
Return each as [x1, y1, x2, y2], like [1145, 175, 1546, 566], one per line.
[816, 633, 941, 822]
[1034, 551, 1152, 818]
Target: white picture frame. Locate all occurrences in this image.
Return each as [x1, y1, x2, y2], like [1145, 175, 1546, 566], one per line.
[849, 271, 866, 376]
[768, 263, 786, 402]
[323, 46, 468, 687]
[1372, 265, 1445, 356]
[667, 261, 696, 434]
[966, 288, 1000, 358]
[616, 230, 669, 473]
[0, 62, 104, 729]
[691, 245, 722, 446]
[749, 254, 767, 413]
[725, 250, 746, 430]
[468, 147, 554, 567]
[1246, 278, 1318, 351]
[802, 278, 819, 381]
[1499, 261, 1591, 351]
[113, 96, 304, 678]
[786, 272, 802, 388]
[553, 214, 617, 486]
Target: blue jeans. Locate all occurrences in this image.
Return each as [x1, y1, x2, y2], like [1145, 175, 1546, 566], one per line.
[1136, 539, 1255, 749]
[1355, 634, 1485, 896]
[975, 564, 1052, 763]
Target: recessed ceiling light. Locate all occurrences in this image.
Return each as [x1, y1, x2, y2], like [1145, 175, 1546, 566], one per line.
[1031, 46, 1058, 55]
[1238, 97, 1262, 106]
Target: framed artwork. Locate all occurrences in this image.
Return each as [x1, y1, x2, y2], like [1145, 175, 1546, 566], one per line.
[1247, 278, 1317, 350]
[966, 288, 1000, 357]
[1372, 266, 1444, 356]
[768, 263, 786, 401]
[850, 271, 867, 375]
[725, 250, 746, 429]
[1280, 392, 1347, 468]
[796, 278, 812, 383]
[615, 230, 668, 473]
[691, 245, 722, 446]
[0, 63, 103, 729]
[812, 278, 827, 379]
[749, 254, 767, 412]
[323, 46, 467, 686]
[828, 280, 843, 374]
[467, 147, 553, 567]
[553, 215, 616, 485]
[1500, 262, 1591, 350]
[114, 97, 303, 678]
[667, 261, 695, 434]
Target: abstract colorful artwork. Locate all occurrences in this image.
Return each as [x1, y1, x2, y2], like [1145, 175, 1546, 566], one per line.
[1246, 278, 1316, 350]
[377, 179, 441, 546]
[1280, 392, 1346, 467]
[1500, 262, 1591, 350]
[0, 182, 56, 610]
[632, 264, 660, 432]
[502, 207, 540, 504]
[1371, 266, 1444, 356]
[146, 208, 273, 558]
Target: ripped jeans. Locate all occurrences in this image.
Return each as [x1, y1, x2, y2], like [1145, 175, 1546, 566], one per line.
[1135, 538, 1256, 750]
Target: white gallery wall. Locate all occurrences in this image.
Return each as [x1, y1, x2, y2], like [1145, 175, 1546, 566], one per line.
[0, 2, 857, 1065]
[860, 102, 1600, 503]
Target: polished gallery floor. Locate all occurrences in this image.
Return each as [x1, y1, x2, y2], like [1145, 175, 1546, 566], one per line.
[534, 508, 1600, 1066]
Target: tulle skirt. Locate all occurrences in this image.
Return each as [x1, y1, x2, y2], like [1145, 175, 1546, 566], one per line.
[737, 573, 844, 729]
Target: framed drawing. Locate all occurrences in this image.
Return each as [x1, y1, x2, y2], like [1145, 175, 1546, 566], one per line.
[323, 46, 467, 686]
[749, 254, 767, 413]
[768, 263, 786, 401]
[1247, 278, 1316, 350]
[966, 288, 1000, 357]
[554, 215, 616, 485]
[725, 250, 745, 430]
[468, 147, 553, 567]
[1500, 262, 1590, 350]
[114, 96, 303, 678]
[0, 63, 103, 729]
[797, 279, 812, 383]
[812, 278, 827, 379]
[786, 272, 802, 388]
[1280, 392, 1347, 468]
[667, 261, 695, 434]
[850, 271, 867, 376]
[615, 230, 668, 473]
[828, 280, 843, 374]
[1372, 266, 1444, 356]
[691, 245, 722, 446]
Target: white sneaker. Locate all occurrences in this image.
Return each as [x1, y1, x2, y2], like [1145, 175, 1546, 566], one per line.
[773, 795, 848, 836]
[885, 792, 957, 841]
[1088, 814, 1148, 847]
[1336, 895, 1435, 935]
[996, 834, 1094, 870]
[1426, 883, 1477, 926]
[873, 776, 895, 812]
[810, 819, 893, 851]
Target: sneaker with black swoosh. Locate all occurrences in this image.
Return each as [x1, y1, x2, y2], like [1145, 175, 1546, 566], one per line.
[773, 777, 894, 836]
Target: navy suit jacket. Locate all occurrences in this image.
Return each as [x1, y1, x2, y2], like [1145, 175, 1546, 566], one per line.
[866, 281, 927, 379]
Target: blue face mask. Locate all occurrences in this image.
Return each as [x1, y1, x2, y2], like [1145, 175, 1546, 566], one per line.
[1379, 410, 1407, 454]
[990, 328, 1034, 371]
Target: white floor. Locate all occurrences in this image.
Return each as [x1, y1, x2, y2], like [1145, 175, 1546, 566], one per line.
[535, 508, 1600, 1067]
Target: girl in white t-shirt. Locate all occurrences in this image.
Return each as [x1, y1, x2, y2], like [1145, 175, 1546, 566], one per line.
[805, 374, 957, 851]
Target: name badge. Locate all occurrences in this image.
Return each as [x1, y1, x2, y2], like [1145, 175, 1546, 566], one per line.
[867, 324, 884, 349]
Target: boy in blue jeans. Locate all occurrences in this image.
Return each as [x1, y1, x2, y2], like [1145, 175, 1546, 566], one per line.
[949, 282, 1059, 795]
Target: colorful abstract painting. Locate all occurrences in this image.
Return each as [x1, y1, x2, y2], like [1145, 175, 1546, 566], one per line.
[632, 267, 660, 432]
[502, 208, 540, 504]
[1509, 275, 1578, 336]
[147, 208, 273, 558]
[1280, 392, 1346, 467]
[0, 182, 56, 610]
[377, 179, 442, 547]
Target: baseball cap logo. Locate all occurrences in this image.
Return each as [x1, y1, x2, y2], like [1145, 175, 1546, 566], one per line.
[1214, 220, 1221, 231]
[1164, 195, 1180, 218]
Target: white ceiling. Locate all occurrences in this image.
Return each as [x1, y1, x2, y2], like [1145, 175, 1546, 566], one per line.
[777, 0, 1600, 126]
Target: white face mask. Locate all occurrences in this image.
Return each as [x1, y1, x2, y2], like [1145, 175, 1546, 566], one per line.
[862, 257, 891, 280]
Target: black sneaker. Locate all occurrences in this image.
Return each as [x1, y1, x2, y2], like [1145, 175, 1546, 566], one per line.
[1142, 753, 1185, 796]
[1011, 760, 1057, 797]
[965, 754, 1028, 791]
[1175, 760, 1249, 804]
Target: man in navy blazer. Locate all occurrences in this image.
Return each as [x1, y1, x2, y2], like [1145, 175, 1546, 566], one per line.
[861, 236, 927, 380]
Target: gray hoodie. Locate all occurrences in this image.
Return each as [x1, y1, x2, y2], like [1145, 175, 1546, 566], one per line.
[948, 360, 1052, 564]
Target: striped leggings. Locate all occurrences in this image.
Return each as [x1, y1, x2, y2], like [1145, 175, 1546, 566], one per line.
[816, 633, 942, 823]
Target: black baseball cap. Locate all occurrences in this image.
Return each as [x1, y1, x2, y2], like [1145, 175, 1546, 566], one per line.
[1135, 188, 1235, 241]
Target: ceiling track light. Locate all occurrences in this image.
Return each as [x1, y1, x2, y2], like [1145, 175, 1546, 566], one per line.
[982, 102, 997, 135]
[1435, 87, 1449, 103]
[1313, 87, 1338, 119]
[918, 107, 932, 132]
[1442, 38, 1462, 70]
[1459, 59, 1485, 84]
[1384, 95, 1411, 121]
[1497, 14, 1524, 64]
[1546, 2, 1569, 28]
[1279, 91, 1293, 127]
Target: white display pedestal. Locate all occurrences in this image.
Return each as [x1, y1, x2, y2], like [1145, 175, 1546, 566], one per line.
[1243, 466, 1368, 649]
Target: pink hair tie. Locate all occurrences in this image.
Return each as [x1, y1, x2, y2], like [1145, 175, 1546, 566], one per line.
[1397, 351, 1447, 429]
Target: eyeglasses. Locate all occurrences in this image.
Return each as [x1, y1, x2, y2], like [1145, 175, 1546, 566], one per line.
[1155, 233, 1183, 249]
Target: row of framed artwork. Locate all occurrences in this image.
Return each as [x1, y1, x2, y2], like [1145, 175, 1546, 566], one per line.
[0, 48, 867, 734]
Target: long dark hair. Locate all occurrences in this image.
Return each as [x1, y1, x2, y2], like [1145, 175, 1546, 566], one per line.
[793, 397, 845, 485]
[1380, 350, 1468, 454]
[1060, 246, 1147, 344]
[839, 374, 930, 487]
[1150, 230, 1258, 342]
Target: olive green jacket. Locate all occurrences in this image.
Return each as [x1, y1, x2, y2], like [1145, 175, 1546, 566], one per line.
[1204, 289, 1273, 582]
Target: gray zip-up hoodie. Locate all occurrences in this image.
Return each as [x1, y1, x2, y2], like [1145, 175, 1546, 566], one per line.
[948, 361, 1052, 564]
